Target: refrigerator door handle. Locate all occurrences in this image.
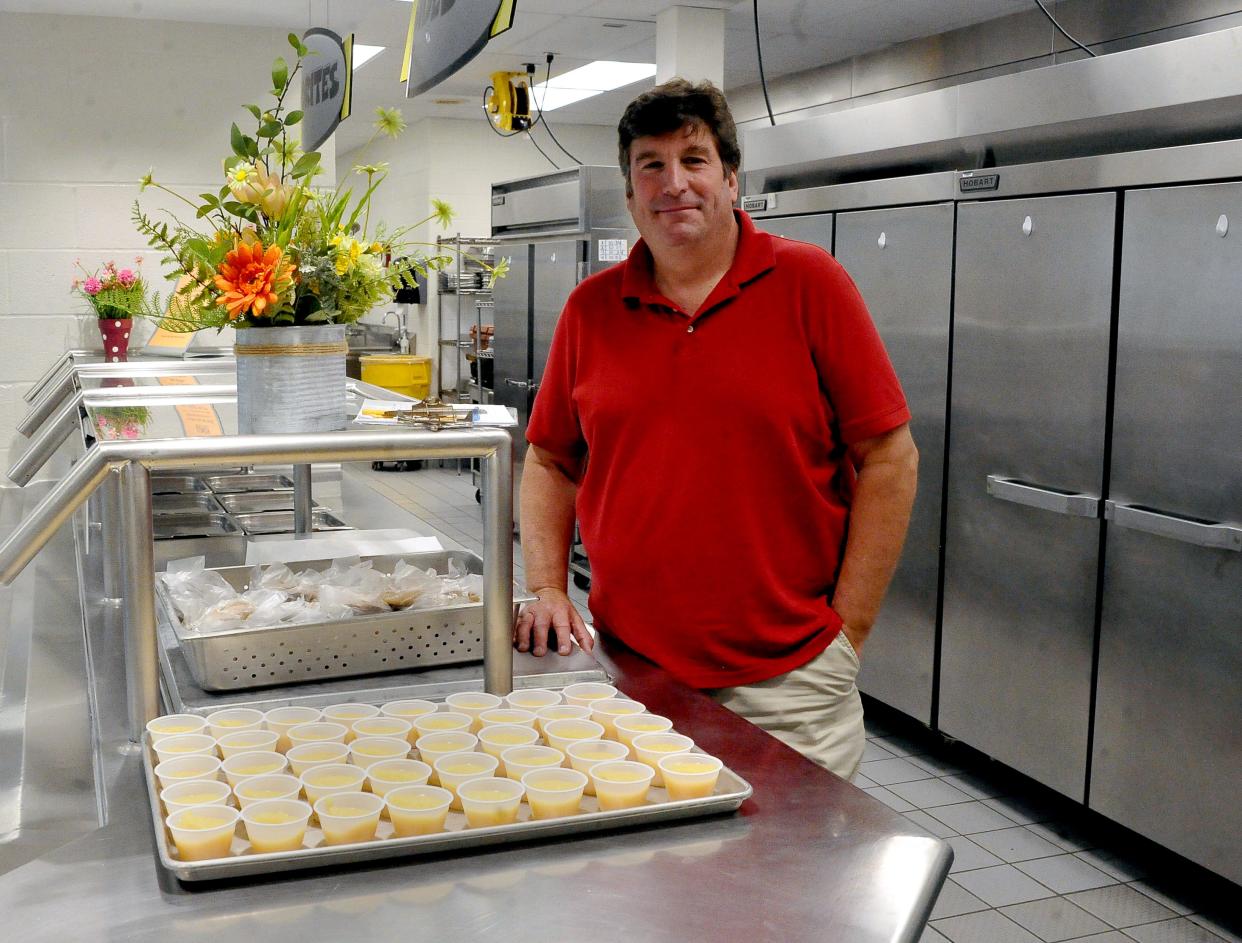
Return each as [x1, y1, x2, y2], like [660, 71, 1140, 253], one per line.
[1104, 500, 1242, 551]
[504, 379, 531, 390]
[986, 475, 1101, 518]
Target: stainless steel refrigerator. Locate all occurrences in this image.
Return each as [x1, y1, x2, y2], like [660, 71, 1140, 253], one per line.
[490, 167, 635, 530]
[939, 192, 1116, 801]
[1090, 181, 1242, 884]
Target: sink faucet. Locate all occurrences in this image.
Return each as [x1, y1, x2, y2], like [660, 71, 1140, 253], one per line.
[383, 310, 410, 354]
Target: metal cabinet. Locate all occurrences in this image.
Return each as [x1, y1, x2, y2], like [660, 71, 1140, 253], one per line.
[940, 193, 1116, 800]
[752, 213, 834, 252]
[835, 203, 954, 725]
[1091, 182, 1242, 884]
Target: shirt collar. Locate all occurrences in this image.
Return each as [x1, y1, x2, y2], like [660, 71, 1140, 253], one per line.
[620, 209, 777, 313]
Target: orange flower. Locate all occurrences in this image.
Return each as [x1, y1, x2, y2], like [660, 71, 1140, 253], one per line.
[213, 240, 291, 320]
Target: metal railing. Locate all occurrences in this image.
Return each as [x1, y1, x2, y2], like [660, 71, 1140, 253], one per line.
[0, 427, 514, 741]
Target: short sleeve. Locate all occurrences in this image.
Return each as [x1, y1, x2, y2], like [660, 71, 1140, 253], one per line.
[806, 254, 910, 445]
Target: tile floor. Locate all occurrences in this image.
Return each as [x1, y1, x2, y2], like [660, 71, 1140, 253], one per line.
[354, 463, 1242, 943]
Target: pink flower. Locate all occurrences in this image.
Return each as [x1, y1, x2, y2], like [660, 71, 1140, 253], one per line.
[121, 423, 141, 439]
[117, 269, 136, 287]
[134, 255, 144, 265]
[83, 277, 103, 295]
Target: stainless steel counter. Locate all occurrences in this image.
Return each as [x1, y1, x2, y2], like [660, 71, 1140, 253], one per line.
[0, 467, 950, 941]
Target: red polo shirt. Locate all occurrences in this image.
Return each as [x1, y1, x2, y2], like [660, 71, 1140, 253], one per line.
[527, 210, 910, 688]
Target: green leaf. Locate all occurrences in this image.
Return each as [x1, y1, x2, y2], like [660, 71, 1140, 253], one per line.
[303, 309, 331, 323]
[284, 110, 303, 126]
[230, 122, 246, 157]
[218, 185, 231, 199]
[196, 205, 214, 219]
[287, 32, 301, 52]
[223, 154, 244, 173]
[244, 104, 262, 121]
[272, 56, 288, 94]
[291, 151, 321, 179]
[259, 120, 284, 139]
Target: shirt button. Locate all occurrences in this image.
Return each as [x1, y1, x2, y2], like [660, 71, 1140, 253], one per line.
[687, 325, 695, 334]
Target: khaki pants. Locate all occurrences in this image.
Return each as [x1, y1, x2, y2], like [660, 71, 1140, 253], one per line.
[705, 631, 865, 781]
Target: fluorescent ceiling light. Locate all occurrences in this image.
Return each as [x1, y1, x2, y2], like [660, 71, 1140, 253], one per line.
[532, 61, 657, 111]
[353, 45, 385, 69]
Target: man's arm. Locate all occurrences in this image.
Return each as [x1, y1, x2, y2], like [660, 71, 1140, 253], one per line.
[830, 423, 919, 655]
[513, 443, 594, 656]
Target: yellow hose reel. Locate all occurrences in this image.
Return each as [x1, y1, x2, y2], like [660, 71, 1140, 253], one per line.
[486, 71, 533, 132]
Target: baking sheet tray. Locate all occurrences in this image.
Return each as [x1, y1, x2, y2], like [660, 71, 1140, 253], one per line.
[151, 474, 209, 495]
[142, 740, 753, 882]
[152, 512, 241, 540]
[217, 491, 307, 514]
[152, 493, 226, 516]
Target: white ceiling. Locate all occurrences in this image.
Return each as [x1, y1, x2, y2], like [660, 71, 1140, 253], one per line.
[1, 0, 1035, 151]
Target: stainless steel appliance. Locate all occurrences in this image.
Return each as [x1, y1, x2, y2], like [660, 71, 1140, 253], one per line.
[491, 167, 636, 530]
[1090, 181, 1242, 885]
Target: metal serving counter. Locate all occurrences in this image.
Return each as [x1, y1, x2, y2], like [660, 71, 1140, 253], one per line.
[0, 356, 951, 940]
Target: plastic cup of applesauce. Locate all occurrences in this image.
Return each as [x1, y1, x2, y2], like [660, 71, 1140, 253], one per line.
[285, 741, 350, 776]
[166, 805, 240, 861]
[264, 706, 322, 752]
[613, 713, 674, 752]
[350, 716, 414, 746]
[299, 764, 368, 804]
[658, 754, 724, 800]
[477, 725, 540, 771]
[589, 760, 655, 811]
[589, 698, 645, 738]
[504, 688, 562, 711]
[153, 733, 218, 765]
[521, 768, 587, 820]
[561, 682, 618, 708]
[241, 799, 312, 854]
[414, 731, 478, 784]
[444, 692, 503, 732]
[217, 729, 279, 759]
[500, 745, 565, 782]
[534, 704, 591, 736]
[412, 711, 473, 738]
[385, 785, 452, 837]
[160, 778, 232, 816]
[285, 722, 349, 750]
[206, 707, 264, 739]
[146, 713, 207, 744]
[543, 718, 606, 755]
[380, 698, 437, 722]
[365, 759, 432, 797]
[314, 791, 384, 845]
[565, 739, 630, 796]
[221, 750, 288, 788]
[348, 736, 410, 769]
[320, 703, 380, 742]
[154, 754, 222, 790]
[478, 707, 538, 731]
[457, 777, 524, 828]
[632, 732, 695, 787]
[434, 752, 500, 811]
[233, 773, 302, 809]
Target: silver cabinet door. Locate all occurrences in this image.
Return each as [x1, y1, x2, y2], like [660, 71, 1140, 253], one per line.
[1092, 182, 1242, 885]
[531, 240, 583, 391]
[492, 244, 532, 440]
[940, 192, 1116, 800]
[752, 213, 834, 252]
[835, 203, 954, 725]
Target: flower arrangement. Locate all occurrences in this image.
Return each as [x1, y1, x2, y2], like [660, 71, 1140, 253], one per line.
[132, 33, 500, 332]
[92, 405, 152, 441]
[71, 257, 161, 320]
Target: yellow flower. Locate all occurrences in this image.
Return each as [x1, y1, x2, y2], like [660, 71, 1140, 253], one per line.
[227, 162, 294, 219]
[374, 107, 406, 139]
[139, 170, 155, 191]
[369, 242, 383, 255]
[335, 238, 363, 276]
[432, 199, 455, 228]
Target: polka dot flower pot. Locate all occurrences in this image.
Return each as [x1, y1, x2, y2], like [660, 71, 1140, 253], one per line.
[98, 318, 133, 362]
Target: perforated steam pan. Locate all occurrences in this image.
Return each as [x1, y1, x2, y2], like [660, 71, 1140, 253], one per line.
[154, 550, 533, 692]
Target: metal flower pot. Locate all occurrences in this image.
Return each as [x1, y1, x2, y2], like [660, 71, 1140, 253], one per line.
[234, 324, 347, 435]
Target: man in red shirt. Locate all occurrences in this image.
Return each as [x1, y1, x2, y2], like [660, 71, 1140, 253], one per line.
[514, 79, 918, 779]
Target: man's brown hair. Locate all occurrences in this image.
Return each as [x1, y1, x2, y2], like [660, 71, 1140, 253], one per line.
[617, 78, 740, 194]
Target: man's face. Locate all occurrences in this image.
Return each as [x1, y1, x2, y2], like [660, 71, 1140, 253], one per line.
[625, 122, 739, 253]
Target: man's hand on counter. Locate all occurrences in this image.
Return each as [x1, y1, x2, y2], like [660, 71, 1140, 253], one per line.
[514, 588, 594, 657]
